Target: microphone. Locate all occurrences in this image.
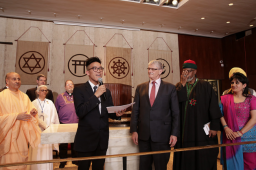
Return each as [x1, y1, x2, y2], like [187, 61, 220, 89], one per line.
[98, 78, 106, 100]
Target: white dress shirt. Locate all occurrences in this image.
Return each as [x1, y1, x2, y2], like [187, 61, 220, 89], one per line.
[89, 80, 101, 114]
[148, 78, 161, 98]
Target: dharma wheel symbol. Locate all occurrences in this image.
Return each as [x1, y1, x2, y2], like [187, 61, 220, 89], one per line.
[108, 57, 130, 79]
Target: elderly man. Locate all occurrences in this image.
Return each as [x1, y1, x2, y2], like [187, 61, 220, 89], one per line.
[173, 60, 222, 170]
[223, 67, 256, 96]
[55, 80, 79, 168]
[0, 72, 41, 170]
[26, 74, 54, 102]
[130, 60, 179, 170]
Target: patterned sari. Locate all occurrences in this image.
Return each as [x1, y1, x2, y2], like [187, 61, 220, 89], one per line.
[220, 94, 244, 170]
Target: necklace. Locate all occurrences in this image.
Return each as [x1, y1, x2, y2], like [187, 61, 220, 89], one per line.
[37, 98, 45, 114]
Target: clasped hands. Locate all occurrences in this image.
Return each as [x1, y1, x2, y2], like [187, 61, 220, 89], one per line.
[224, 127, 240, 140]
[16, 108, 38, 121]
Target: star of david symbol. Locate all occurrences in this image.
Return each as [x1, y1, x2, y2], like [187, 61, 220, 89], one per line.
[22, 53, 42, 72]
[108, 57, 130, 79]
[18, 51, 45, 75]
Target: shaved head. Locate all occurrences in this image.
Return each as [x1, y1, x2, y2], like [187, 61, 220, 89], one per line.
[6, 72, 21, 92]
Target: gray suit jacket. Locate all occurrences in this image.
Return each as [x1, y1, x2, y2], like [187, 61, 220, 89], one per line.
[130, 80, 180, 143]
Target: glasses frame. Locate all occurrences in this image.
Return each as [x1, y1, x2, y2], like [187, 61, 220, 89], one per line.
[147, 68, 160, 71]
[89, 67, 104, 72]
[40, 90, 48, 92]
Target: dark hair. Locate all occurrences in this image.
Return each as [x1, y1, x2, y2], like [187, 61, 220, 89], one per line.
[229, 72, 249, 96]
[37, 74, 46, 81]
[85, 57, 101, 70]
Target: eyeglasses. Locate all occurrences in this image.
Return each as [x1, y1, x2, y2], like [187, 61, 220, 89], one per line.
[183, 69, 195, 73]
[89, 67, 104, 72]
[147, 68, 160, 71]
[66, 83, 74, 86]
[40, 90, 48, 92]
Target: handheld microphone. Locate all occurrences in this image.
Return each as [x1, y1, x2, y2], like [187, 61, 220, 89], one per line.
[98, 78, 106, 100]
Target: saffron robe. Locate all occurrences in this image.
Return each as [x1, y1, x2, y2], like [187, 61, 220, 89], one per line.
[0, 89, 41, 170]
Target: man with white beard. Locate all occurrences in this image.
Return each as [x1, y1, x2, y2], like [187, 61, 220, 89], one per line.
[173, 60, 222, 170]
[55, 80, 79, 168]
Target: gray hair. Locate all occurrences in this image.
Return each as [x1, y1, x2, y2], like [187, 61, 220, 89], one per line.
[37, 85, 48, 92]
[148, 60, 163, 69]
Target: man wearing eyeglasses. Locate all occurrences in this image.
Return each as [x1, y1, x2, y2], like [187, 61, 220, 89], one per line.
[173, 60, 222, 170]
[130, 60, 179, 170]
[26, 74, 54, 103]
[73, 57, 125, 170]
[55, 80, 79, 168]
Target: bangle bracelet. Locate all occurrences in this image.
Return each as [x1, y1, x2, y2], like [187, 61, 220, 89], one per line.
[239, 131, 244, 135]
[237, 131, 243, 137]
[223, 125, 228, 128]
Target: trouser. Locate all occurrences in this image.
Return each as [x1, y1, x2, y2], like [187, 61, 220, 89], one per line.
[139, 138, 170, 170]
[76, 144, 107, 170]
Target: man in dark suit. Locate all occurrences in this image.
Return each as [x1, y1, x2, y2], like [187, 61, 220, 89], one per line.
[130, 60, 180, 170]
[0, 75, 9, 92]
[26, 74, 54, 102]
[0, 86, 7, 92]
[73, 57, 125, 170]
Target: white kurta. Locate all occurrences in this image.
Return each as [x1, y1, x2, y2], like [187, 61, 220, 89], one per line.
[27, 99, 60, 170]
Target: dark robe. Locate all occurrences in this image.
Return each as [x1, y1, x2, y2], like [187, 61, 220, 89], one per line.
[173, 80, 222, 170]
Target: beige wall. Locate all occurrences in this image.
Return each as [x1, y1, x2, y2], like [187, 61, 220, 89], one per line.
[0, 17, 180, 101]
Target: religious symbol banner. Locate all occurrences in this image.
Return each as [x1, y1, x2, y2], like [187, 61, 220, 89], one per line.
[148, 49, 173, 83]
[64, 44, 94, 84]
[105, 47, 131, 86]
[15, 40, 49, 85]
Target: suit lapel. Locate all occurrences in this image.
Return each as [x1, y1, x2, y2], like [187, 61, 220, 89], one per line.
[85, 81, 102, 116]
[145, 82, 151, 107]
[152, 79, 164, 107]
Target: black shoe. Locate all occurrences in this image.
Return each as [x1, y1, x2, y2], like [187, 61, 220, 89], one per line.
[72, 161, 79, 166]
[59, 162, 66, 168]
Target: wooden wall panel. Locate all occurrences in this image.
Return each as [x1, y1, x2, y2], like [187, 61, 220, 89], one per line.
[221, 27, 256, 92]
[178, 34, 224, 80]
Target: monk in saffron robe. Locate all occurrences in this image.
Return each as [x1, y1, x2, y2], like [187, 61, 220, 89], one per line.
[0, 72, 41, 170]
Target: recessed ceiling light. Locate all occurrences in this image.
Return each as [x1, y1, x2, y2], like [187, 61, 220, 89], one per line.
[142, 22, 145, 25]
[100, 17, 103, 21]
[201, 17, 205, 20]
[229, 3, 233, 6]
[172, 0, 178, 5]
[54, 13, 57, 16]
[195, 28, 198, 32]
[78, 15, 81, 18]
[0, 7, 3, 10]
[226, 21, 230, 23]
[210, 30, 214, 33]
[225, 32, 229, 35]
[178, 26, 182, 30]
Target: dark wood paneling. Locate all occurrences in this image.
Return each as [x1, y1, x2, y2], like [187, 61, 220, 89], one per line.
[105, 83, 132, 111]
[221, 27, 256, 92]
[178, 34, 224, 80]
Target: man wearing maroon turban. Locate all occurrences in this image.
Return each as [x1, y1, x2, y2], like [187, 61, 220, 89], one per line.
[173, 60, 222, 170]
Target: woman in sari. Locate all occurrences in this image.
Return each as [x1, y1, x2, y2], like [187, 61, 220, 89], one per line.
[220, 72, 256, 170]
